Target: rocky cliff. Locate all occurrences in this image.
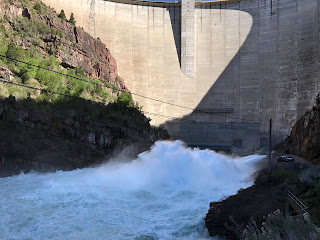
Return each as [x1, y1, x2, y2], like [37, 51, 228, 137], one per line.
[276, 104, 320, 164]
[0, 97, 167, 177]
[0, 0, 128, 101]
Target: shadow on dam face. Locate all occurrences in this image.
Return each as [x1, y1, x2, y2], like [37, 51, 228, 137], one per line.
[41, 0, 320, 151]
[163, 0, 320, 151]
[168, 5, 181, 68]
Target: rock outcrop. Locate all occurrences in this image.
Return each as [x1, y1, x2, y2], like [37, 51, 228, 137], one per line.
[0, 0, 127, 93]
[276, 104, 320, 164]
[0, 97, 161, 177]
[0, 66, 14, 81]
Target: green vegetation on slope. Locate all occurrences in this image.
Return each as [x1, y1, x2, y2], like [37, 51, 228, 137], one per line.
[0, 0, 121, 104]
[0, 0, 170, 139]
[1, 41, 113, 103]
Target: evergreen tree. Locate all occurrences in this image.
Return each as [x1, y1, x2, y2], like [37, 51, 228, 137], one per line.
[58, 9, 66, 21]
[69, 13, 76, 26]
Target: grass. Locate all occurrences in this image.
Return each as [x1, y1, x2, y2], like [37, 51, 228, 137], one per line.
[243, 212, 320, 240]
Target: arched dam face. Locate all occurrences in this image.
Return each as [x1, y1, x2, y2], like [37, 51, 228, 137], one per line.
[42, 0, 320, 150]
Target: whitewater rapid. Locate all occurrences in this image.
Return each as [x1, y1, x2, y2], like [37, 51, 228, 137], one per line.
[0, 141, 265, 240]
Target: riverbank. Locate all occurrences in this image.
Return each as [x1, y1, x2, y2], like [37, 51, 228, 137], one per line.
[205, 159, 320, 239]
[0, 97, 169, 177]
[205, 167, 288, 239]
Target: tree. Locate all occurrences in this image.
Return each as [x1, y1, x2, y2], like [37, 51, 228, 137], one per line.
[58, 9, 66, 21]
[316, 93, 320, 105]
[68, 13, 76, 26]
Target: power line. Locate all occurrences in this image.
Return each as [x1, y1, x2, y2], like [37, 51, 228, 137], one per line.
[0, 79, 80, 99]
[0, 54, 257, 122]
[0, 54, 104, 87]
[145, 111, 260, 130]
[0, 79, 260, 131]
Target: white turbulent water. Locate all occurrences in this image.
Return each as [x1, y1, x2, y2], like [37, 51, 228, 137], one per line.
[0, 141, 265, 240]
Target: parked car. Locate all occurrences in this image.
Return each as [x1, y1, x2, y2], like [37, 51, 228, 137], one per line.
[276, 155, 294, 162]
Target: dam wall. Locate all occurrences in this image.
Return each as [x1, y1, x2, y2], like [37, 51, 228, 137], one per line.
[42, 0, 320, 149]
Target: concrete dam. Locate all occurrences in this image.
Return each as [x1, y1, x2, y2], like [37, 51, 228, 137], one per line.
[43, 0, 320, 150]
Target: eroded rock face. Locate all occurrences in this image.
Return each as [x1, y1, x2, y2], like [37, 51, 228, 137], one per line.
[0, 66, 14, 81]
[0, 3, 22, 19]
[0, 99, 158, 177]
[22, 8, 32, 20]
[276, 105, 320, 163]
[0, 1, 128, 93]
[46, 14, 127, 92]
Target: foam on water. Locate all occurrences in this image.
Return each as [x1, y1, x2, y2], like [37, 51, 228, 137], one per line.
[0, 140, 265, 240]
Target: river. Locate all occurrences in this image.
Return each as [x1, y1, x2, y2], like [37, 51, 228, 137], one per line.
[0, 140, 265, 240]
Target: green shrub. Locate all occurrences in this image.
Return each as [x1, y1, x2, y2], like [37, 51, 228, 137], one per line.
[234, 211, 320, 240]
[65, 69, 85, 97]
[51, 28, 57, 35]
[31, 38, 42, 47]
[33, 2, 42, 14]
[19, 57, 39, 82]
[35, 56, 64, 97]
[35, 20, 50, 35]
[50, 28, 63, 38]
[0, 40, 8, 56]
[14, 17, 50, 39]
[36, 92, 50, 102]
[100, 89, 110, 101]
[0, 83, 9, 97]
[87, 78, 99, 95]
[16, 17, 34, 37]
[0, 26, 11, 39]
[75, 66, 86, 78]
[117, 92, 132, 106]
[20, 0, 27, 8]
[5, 43, 25, 61]
[7, 85, 28, 99]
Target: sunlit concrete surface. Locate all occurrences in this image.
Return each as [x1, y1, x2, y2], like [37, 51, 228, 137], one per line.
[42, 0, 320, 147]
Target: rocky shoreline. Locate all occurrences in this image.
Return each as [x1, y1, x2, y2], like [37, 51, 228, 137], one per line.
[205, 168, 288, 239]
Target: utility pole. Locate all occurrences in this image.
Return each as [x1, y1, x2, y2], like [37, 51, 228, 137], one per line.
[268, 118, 272, 180]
